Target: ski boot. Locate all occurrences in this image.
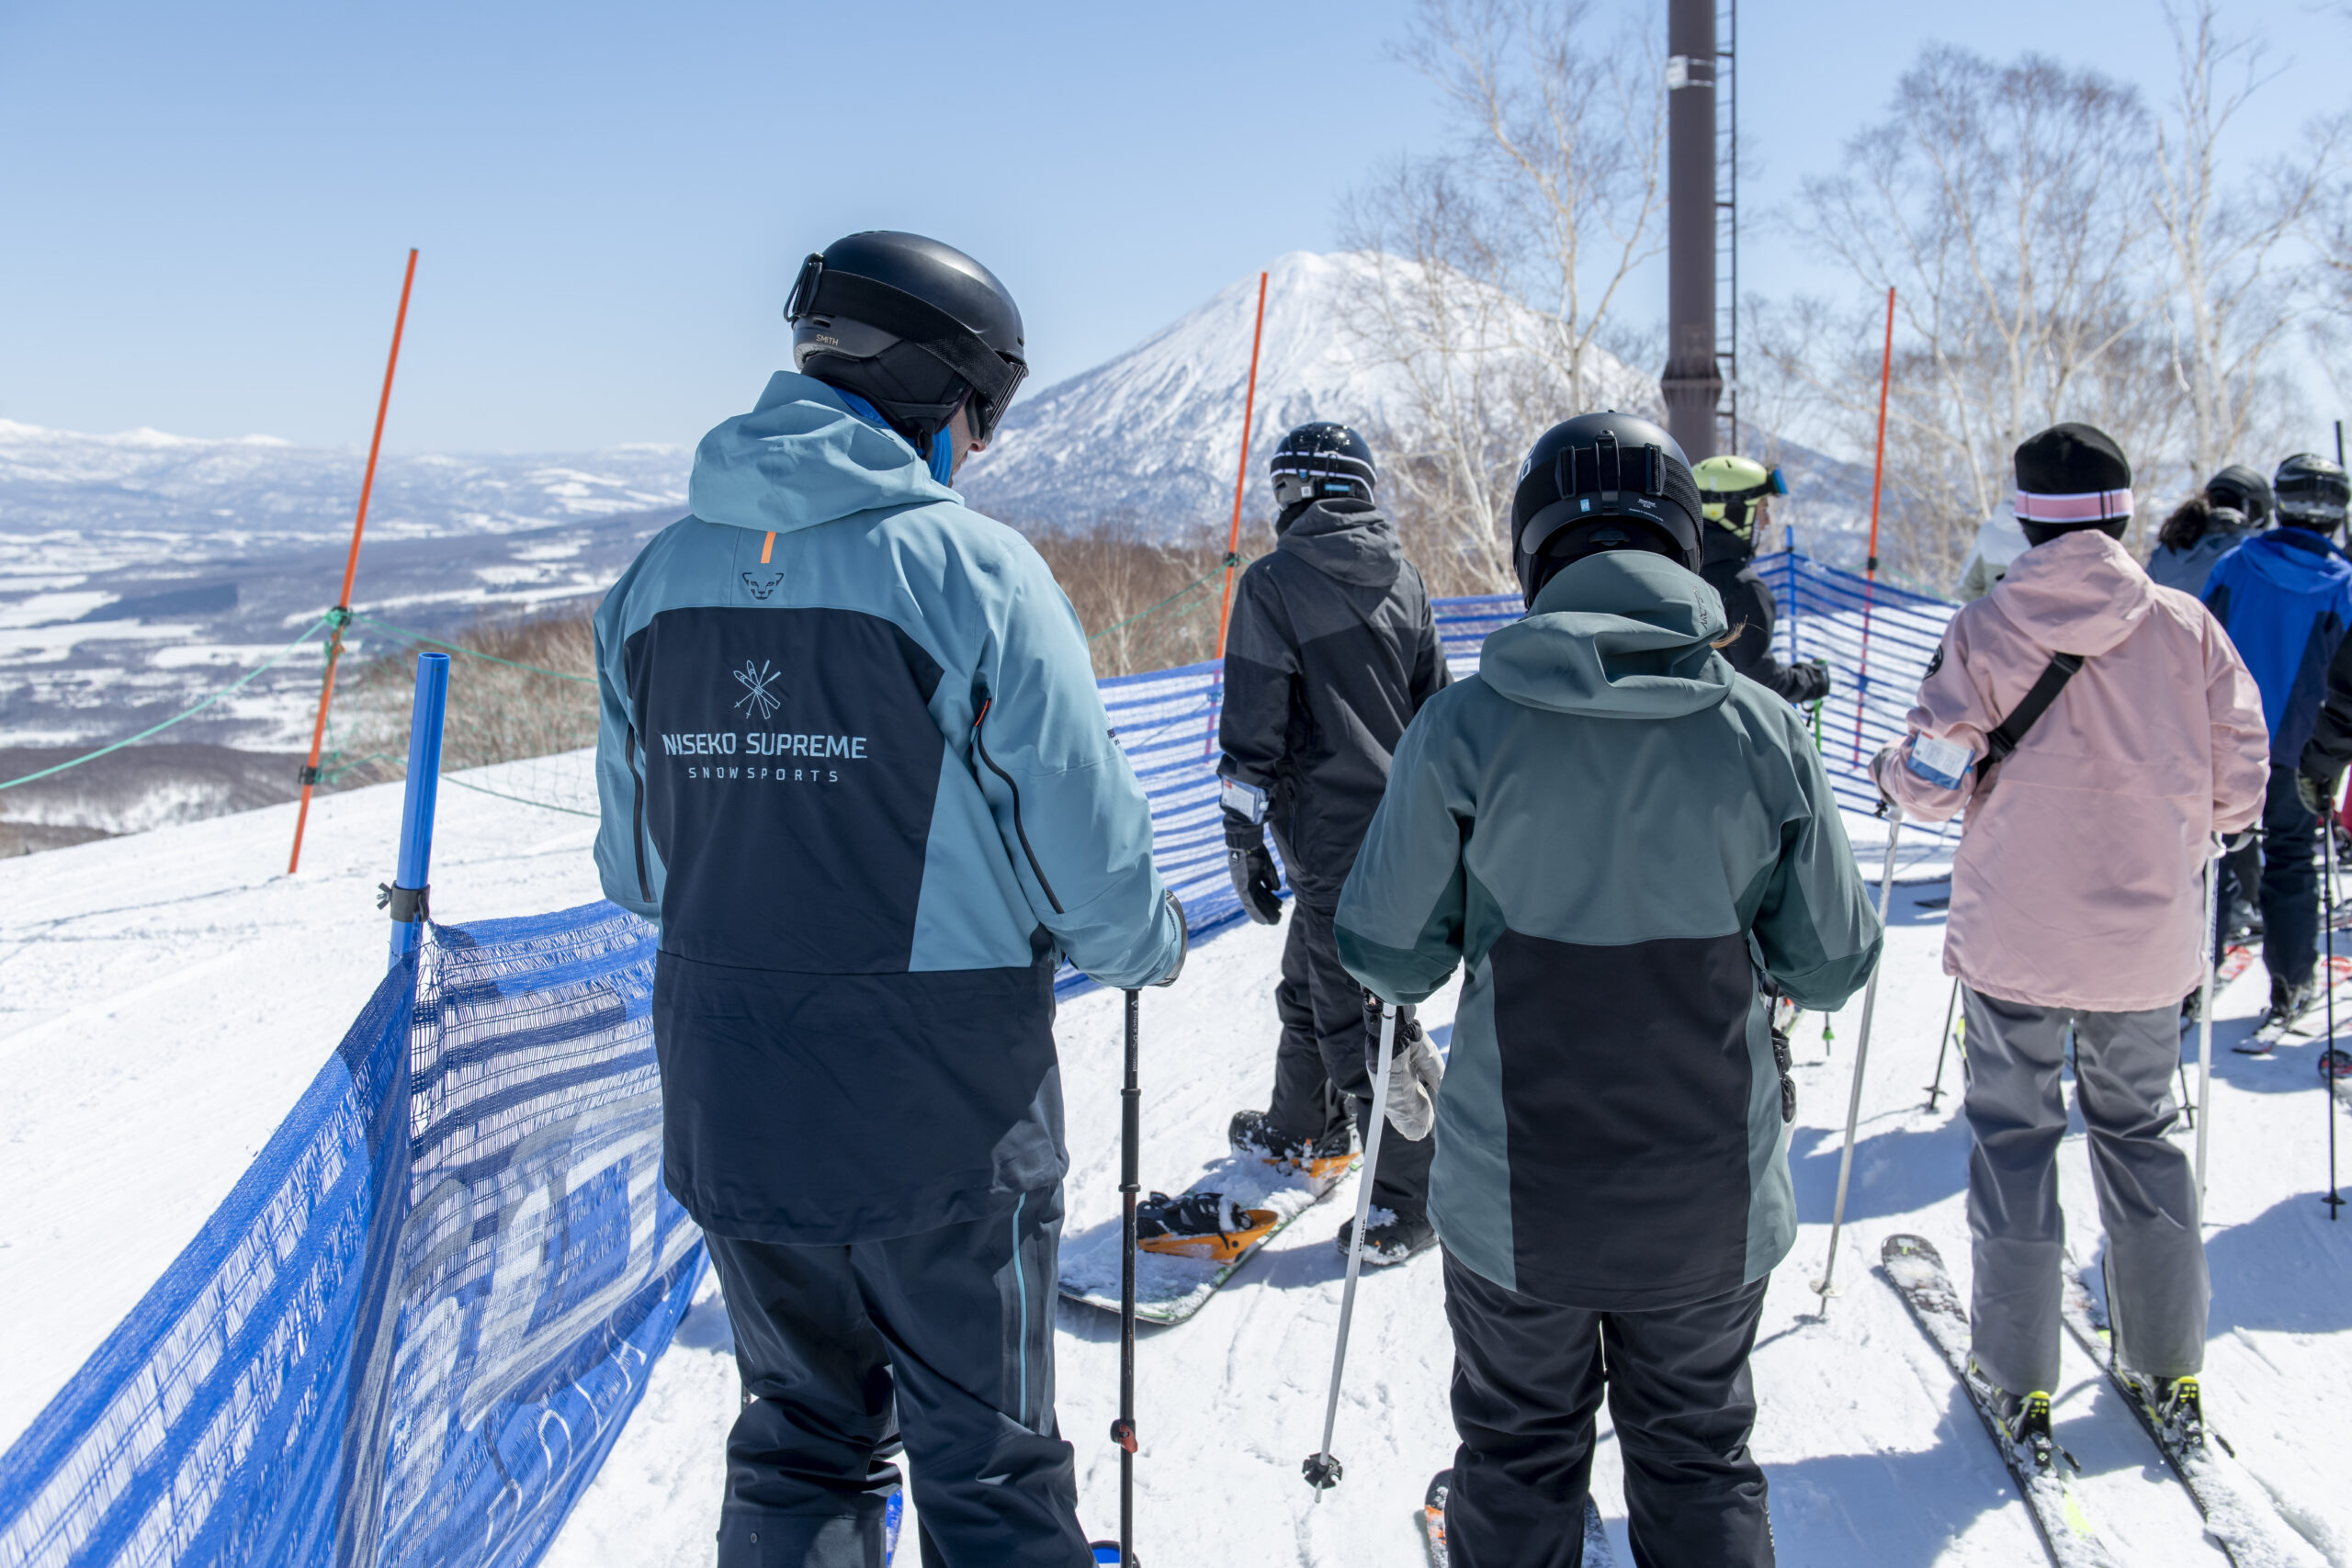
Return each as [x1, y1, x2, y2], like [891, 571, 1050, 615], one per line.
[2244, 974, 2322, 1054]
[1967, 1359, 2064, 1471]
[1227, 1110, 1354, 1190]
[1134, 1190, 1276, 1264]
[1335, 1206, 1437, 1267]
[2117, 1367, 2205, 1450]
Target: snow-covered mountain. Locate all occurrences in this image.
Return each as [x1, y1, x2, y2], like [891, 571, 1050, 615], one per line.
[958, 250, 1658, 537]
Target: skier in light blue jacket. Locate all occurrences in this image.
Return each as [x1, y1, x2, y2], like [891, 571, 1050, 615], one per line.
[594, 231, 1184, 1568]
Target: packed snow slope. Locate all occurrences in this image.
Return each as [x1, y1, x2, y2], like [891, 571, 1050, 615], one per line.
[5, 771, 2347, 1566]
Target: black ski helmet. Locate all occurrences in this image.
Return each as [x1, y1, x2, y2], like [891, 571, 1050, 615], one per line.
[1269, 423, 1377, 509]
[2274, 453, 2350, 531]
[1510, 411, 1703, 603]
[2206, 463, 2273, 526]
[785, 231, 1028, 448]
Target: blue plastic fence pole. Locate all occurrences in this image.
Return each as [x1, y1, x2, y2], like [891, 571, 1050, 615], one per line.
[387, 651, 449, 970]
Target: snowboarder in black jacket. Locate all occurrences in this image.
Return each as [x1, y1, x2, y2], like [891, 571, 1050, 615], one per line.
[1218, 423, 1450, 1263]
[1692, 455, 1832, 705]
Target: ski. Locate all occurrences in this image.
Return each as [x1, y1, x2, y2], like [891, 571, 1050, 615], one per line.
[1058, 1145, 1356, 1325]
[1419, 1469, 1612, 1567]
[2231, 956, 2352, 1055]
[1879, 1235, 2119, 1568]
[2058, 1264, 2324, 1567]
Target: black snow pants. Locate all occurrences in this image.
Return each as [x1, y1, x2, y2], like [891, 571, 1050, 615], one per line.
[1442, 1250, 1773, 1568]
[1265, 896, 1433, 1217]
[703, 1189, 1091, 1568]
[2215, 764, 2322, 990]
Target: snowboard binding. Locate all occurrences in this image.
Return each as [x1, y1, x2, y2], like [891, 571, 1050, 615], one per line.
[1134, 1190, 1278, 1263]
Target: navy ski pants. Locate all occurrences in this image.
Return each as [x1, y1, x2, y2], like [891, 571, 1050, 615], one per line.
[703, 1190, 1091, 1568]
[2214, 765, 2322, 990]
[1442, 1250, 1773, 1568]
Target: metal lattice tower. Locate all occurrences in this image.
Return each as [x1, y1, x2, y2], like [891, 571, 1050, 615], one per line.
[1715, 0, 1738, 457]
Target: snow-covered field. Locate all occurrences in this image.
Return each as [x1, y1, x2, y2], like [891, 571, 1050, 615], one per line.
[4, 775, 2348, 1566]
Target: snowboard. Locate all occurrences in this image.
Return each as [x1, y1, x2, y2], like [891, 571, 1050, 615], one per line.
[2058, 1262, 2324, 1567]
[1057, 1145, 1355, 1325]
[1879, 1235, 2119, 1567]
[1419, 1469, 1613, 1567]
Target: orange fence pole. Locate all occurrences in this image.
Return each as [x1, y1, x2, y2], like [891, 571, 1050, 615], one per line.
[288, 247, 420, 874]
[1852, 285, 1894, 766]
[1212, 271, 1271, 660]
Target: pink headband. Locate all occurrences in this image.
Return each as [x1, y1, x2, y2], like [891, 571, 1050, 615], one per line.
[2016, 489, 2132, 524]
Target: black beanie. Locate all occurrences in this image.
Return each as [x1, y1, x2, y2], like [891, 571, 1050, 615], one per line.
[2014, 423, 2132, 546]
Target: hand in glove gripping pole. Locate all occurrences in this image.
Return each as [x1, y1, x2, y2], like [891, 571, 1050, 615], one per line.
[2296, 768, 2341, 821]
[1224, 810, 1284, 926]
[1361, 993, 1444, 1141]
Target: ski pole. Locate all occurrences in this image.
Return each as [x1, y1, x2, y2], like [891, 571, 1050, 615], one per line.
[2189, 839, 2221, 1207]
[2325, 813, 2345, 1221]
[1922, 977, 1960, 1111]
[1815, 807, 1904, 1309]
[1303, 1000, 1399, 1493]
[1115, 990, 1141, 1559]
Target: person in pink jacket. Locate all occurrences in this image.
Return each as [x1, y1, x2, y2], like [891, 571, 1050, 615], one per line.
[1871, 423, 2267, 1471]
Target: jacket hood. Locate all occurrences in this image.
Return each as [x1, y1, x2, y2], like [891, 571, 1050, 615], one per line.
[1479, 551, 1733, 718]
[2232, 525, 2352, 593]
[685, 371, 960, 536]
[1277, 500, 1402, 588]
[1988, 527, 2156, 657]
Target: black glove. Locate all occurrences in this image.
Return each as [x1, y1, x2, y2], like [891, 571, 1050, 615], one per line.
[1224, 812, 1283, 925]
[2297, 770, 2337, 819]
[1799, 657, 1833, 704]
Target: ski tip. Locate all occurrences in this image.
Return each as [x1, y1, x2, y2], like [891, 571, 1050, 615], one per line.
[1424, 1469, 1452, 1507]
[1882, 1233, 1939, 1262]
[1087, 1542, 1136, 1567]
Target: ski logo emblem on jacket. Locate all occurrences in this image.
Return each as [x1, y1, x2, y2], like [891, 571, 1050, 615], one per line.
[732, 659, 785, 722]
[741, 570, 786, 600]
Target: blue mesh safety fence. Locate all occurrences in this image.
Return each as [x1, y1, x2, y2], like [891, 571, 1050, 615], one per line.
[0, 904, 702, 1568]
[1066, 549, 1960, 995]
[0, 550, 1959, 1565]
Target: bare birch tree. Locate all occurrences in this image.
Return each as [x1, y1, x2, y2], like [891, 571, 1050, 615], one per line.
[2155, 0, 2328, 479]
[1337, 0, 1667, 592]
[1766, 47, 2167, 588]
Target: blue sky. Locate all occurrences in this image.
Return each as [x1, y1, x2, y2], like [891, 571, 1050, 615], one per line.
[0, 0, 2340, 454]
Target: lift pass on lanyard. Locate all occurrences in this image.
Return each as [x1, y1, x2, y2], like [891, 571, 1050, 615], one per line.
[1906, 735, 1973, 789]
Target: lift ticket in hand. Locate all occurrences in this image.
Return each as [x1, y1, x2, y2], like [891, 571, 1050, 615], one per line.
[1905, 735, 1973, 790]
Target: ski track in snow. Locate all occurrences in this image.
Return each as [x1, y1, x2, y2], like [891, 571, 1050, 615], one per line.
[4, 790, 2349, 1567]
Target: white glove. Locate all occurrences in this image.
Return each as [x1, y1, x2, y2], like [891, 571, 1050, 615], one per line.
[1374, 1006, 1445, 1142]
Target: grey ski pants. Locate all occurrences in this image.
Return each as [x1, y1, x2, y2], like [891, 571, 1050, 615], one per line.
[1961, 987, 2210, 1394]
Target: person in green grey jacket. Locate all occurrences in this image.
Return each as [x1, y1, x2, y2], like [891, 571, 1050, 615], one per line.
[1335, 411, 1883, 1568]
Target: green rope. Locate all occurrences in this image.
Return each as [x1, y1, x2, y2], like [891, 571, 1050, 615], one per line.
[439, 772, 599, 818]
[0, 615, 336, 793]
[349, 612, 597, 683]
[1086, 563, 1235, 644]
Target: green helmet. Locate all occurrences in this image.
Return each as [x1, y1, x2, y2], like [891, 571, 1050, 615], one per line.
[1692, 454, 1787, 538]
